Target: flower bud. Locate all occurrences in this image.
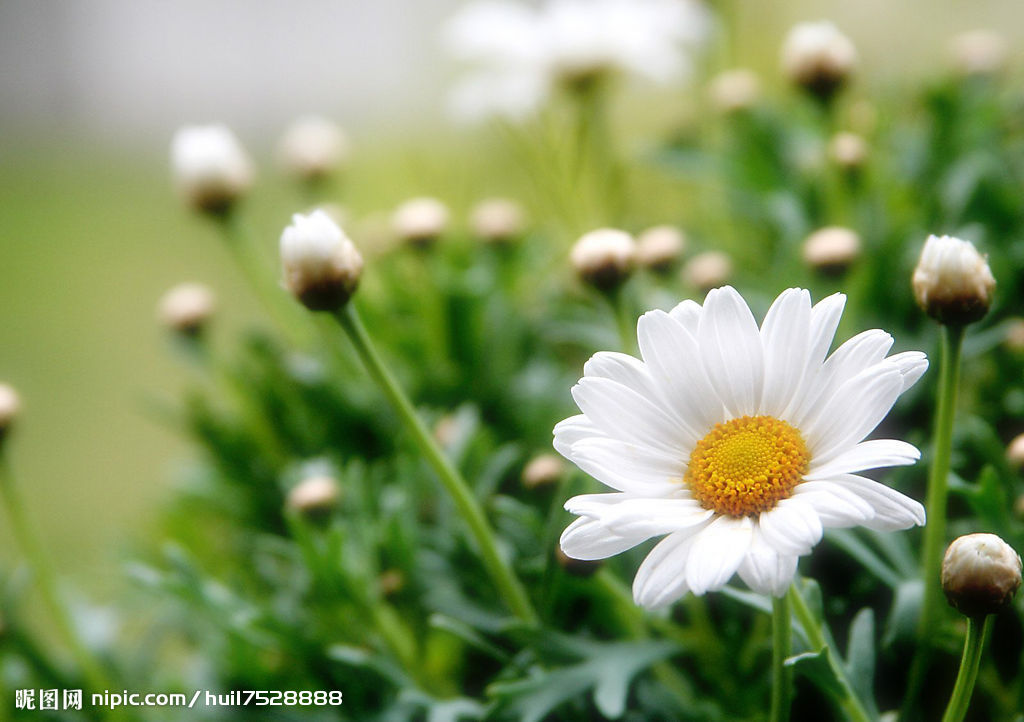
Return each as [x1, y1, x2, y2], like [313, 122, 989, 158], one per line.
[709, 69, 761, 115]
[636, 225, 686, 273]
[912, 235, 995, 325]
[280, 210, 363, 311]
[942, 533, 1022, 617]
[522, 453, 566, 489]
[158, 283, 216, 337]
[1004, 318, 1024, 352]
[170, 125, 253, 215]
[1006, 433, 1024, 468]
[0, 383, 21, 442]
[802, 226, 861, 276]
[392, 197, 450, 248]
[949, 30, 1008, 77]
[470, 198, 525, 244]
[683, 251, 732, 293]
[828, 132, 868, 171]
[378, 569, 405, 597]
[571, 228, 636, 291]
[278, 115, 350, 182]
[286, 475, 341, 519]
[781, 21, 858, 102]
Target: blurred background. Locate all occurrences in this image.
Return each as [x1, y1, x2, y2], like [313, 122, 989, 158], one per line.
[0, 0, 1021, 599]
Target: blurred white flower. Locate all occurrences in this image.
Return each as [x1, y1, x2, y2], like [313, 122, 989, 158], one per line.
[556, 287, 927, 607]
[636, 225, 686, 272]
[709, 69, 761, 115]
[170, 124, 253, 214]
[0, 383, 21, 439]
[802, 226, 861, 275]
[684, 250, 732, 292]
[949, 30, 1008, 77]
[392, 197, 450, 246]
[278, 115, 350, 181]
[781, 21, 857, 100]
[280, 210, 363, 311]
[158, 282, 216, 336]
[571, 228, 636, 290]
[470, 197, 525, 243]
[443, 0, 710, 122]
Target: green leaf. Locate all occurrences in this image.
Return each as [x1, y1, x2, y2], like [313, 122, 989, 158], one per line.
[785, 649, 845, 701]
[882, 579, 924, 648]
[844, 608, 876, 708]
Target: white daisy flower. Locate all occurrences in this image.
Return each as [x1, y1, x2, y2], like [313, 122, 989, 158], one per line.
[556, 286, 928, 608]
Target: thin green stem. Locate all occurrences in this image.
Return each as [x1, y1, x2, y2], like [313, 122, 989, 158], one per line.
[771, 594, 792, 722]
[942, 615, 990, 722]
[905, 324, 965, 715]
[0, 455, 113, 699]
[333, 304, 538, 625]
[788, 584, 873, 722]
[606, 287, 637, 356]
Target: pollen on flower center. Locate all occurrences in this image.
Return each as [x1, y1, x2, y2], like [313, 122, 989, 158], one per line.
[685, 415, 810, 517]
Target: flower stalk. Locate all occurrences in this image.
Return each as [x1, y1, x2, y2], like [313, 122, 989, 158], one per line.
[333, 304, 538, 625]
[941, 615, 990, 722]
[771, 594, 792, 722]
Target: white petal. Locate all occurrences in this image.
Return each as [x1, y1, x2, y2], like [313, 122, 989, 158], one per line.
[888, 351, 929, 392]
[759, 498, 824, 555]
[560, 516, 644, 560]
[667, 298, 702, 335]
[737, 527, 799, 596]
[583, 351, 661, 400]
[829, 474, 926, 530]
[807, 439, 921, 479]
[632, 531, 699, 609]
[565, 493, 712, 538]
[792, 484, 875, 528]
[569, 437, 684, 493]
[760, 288, 812, 417]
[571, 377, 687, 455]
[553, 414, 602, 457]
[637, 309, 722, 437]
[801, 362, 905, 463]
[807, 292, 846, 367]
[685, 515, 753, 594]
[698, 286, 765, 417]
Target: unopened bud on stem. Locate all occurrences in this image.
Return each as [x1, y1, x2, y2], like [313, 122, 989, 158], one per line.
[280, 210, 363, 311]
[279, 115, 350, 183]
[393, 197, 450, 248]
[912, 235, 995, 325]
[0, 383, 20, 443]
[942, 533, 1022, 617]
[781, 21, 857, 103]
[286, 475, 341, 519]
[636, 225, 686, 273]
[158, 283, 216, 337]
[571, 228, 635, 291]
[803, 226, 861, 276]
[470, 198, 525, 244]
[171, 125, 253, 216]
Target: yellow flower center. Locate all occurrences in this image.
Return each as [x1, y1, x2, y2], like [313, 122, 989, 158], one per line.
[685, 415, 810, 517]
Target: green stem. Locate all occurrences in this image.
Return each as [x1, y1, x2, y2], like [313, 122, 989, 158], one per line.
[905, 324, 965, 714]
[0, 456, 113, 698]
[941, 615, 990, 722]
[771, 594, 792, 722]
[788, 584, 873, 722]
[333, 304, 538, 625]
[607, 287, 637, 356]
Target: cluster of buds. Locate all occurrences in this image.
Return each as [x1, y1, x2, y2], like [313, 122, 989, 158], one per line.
[280, 210, 364, 311]
[942, 533, 1022, 617]
[781, 21, 858, 102]
[570, 228, 636, 292]
[912, 235, 996, 325]
[171, 125, 254, 216]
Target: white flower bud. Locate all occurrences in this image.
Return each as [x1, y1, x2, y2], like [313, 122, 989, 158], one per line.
[158, 283, 216, 337]
[828, 132, 868, 171]
[1004, 318, 1024, 352]
[278, 115, 350, 182]
[912, 235, 996, 325]
[280, 210, 363, 311]
[570, 228, 636, 291]
[636, 225, 686, 272]
[683, 251, 732, 292]
[942, 533, 1022, 617]
[1007, 433, 1024, 468]
[522, 453, 566, 489]
[170, 125, 253, 215]
[286, 475, 341, 519]
[709, 69, 761, 114]
[950, 30, 1008, 77]
[781, 21, 857, 101]
[470, 198, 525, 244]
[802, 226, 861, 275]
[0, 383, 21, 441]
[392, 197, 450, 247]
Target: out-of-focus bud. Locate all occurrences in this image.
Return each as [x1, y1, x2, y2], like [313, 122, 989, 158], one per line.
[0, 383, 21, 443]
[636, 225, 686, 273]
[781, 21, 858, 102]
[378, 569, 405, 597]
[802, 226, 861, 276]
[942, 533, 1022, 617]
[158, 283, 216, 337]
[392, 197, 450, 248]
[556, 546, 602, 577]
[709, 69, 761, 115]
[286, 475, 341, 519]
[828, 132, 868, 171]
[683, 251, 732, 293]
[912, 235, 996, 325]
[949, 30, 1008, 77]
[571, 228, 636, 291]
[170, 125, 254, 215]
[278, 115, 350, 182]
[1006, 433, 1024, 468]
[522, 453, 566, 489]
[1004, 318, 1024, 352]
[434, 414, 459, 447]
[280, 210, 363, 311]
[470, 198, 525, 244]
